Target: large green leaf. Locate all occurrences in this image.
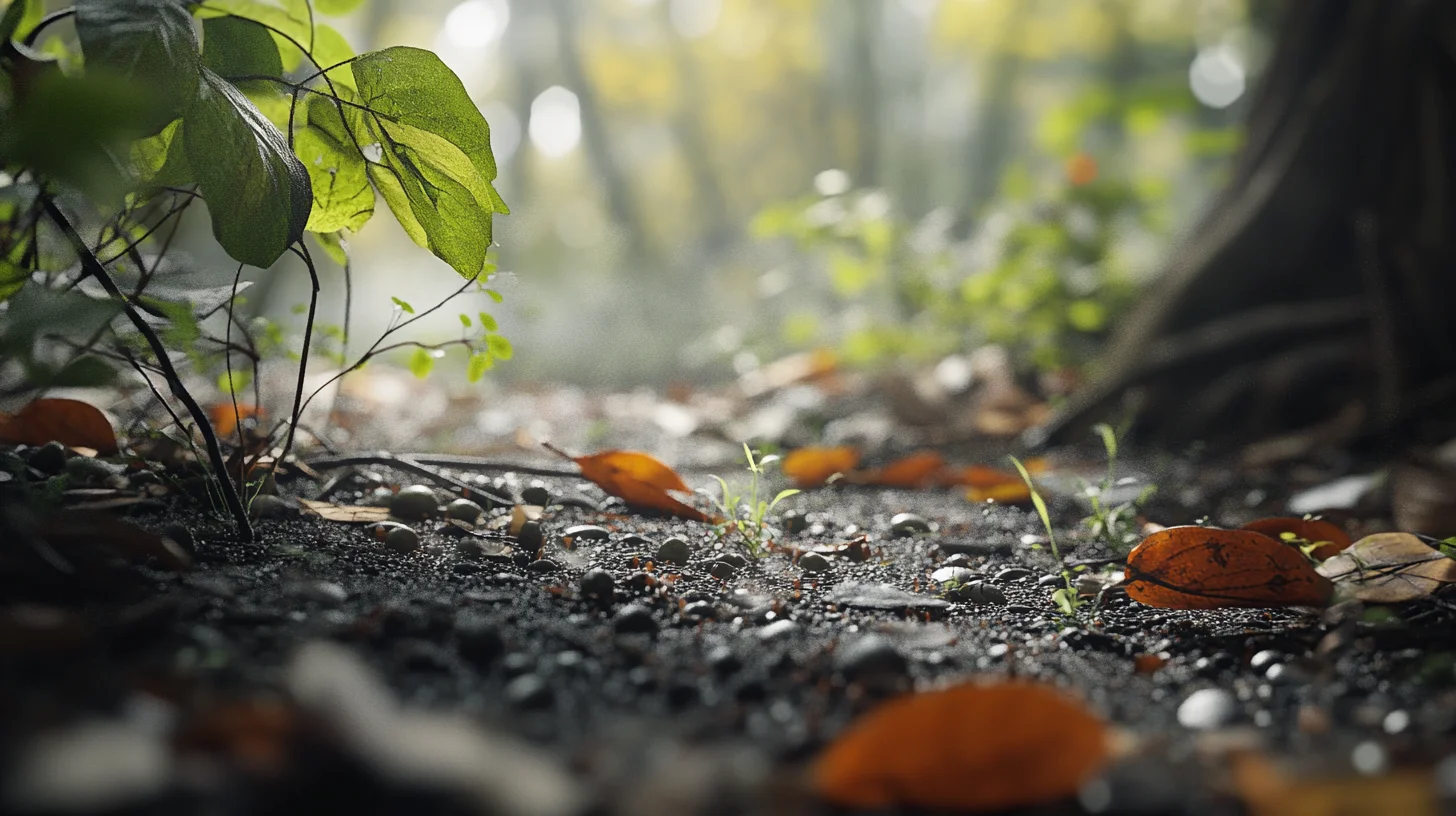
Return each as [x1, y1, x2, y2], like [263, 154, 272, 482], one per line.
[75, 0, 200, 133]
[193, 0, 311, 70]
[309, 23, 356, 91]
[315, 0, 364, 15]
[184, 68, 312, 267]
[202, 16, 283, 79]
[352, 47, 508, 217]
[296, 97, 373, 233]
[0, 258, 27, 302]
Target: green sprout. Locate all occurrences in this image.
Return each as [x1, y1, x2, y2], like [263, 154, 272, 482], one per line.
[707, 444, 801, 557]
[1011, 455, 1081, 616]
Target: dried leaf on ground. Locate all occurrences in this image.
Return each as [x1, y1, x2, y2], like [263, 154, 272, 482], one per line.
[782, 446, 861, 488]
[848, 450, 946, 488]
[298, 499, 392, 524]
[209, 402, 264, 438]
[571, 449, 712, 522]
[1125, 526, 1333, 609]
[0, 398, 118, 454]
[1315, 532, 1456, 603]
[1241, 517, 1353, 560]
[812, 681, 1109, 811]
[950, 461, 1041, 504]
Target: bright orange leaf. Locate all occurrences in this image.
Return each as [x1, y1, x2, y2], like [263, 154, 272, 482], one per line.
[812, 681, 1110, 811]
[569, 448, 712, 522]
[1066, 152, 1099, 186]
[1240, 517, 1352, 561]
[782, 446, 861, 488]
[849, 450, 946, 488]
[209, 402, 264, 438]
[0, 398, 118, 454]
[1125, 526, 1334, 609]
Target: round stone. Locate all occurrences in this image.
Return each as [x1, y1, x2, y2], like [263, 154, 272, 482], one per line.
[781, 510, 810, 534]
[579, 568, 616, 602]
[890, 512, 932, 538]
[1037, 573, 1064, 588]
[1249, 649, 1284, 672]
[620, 533, 654, 547]
[680, 601, 716, 621]
[798, 552, 830, 573]
[527, 558, 559, 573]
[993, 567, 1034, 583]
[385, 525, 420, 553]
[655, 537, 691, 566]
[931, 566, 977, 584]
[520, 485, 552, 506]
[249, 494, 295, 520]
[718, 553, 749, 569]
[942, 554, 973, 568]
[516, 520, 545, 552]
[445, 498, 485, 523]
[1177, 688, 1240, 730]
[835, 634, 907, 681]
[27, 441, 66, 475]
[613, 604, 659, 635]
[710, 561, 737, 580]
[390, 485, 439, 520]
[504, 673, 554, 709]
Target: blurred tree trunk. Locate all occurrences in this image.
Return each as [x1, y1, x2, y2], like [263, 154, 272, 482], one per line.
[1035, 0, 1456, 448]
[660, 6, 733, 254]
[953, 0, 1034, 236]
[848, 0, 882, 187]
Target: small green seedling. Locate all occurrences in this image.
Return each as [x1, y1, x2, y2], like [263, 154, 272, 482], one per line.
[1079, 423, 1156, 552]
[1011, 455, 1081, 616]
[707, 444, 801, 557]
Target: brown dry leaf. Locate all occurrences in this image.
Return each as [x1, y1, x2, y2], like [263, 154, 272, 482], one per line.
[0, 398, 118, 454]
[1125, 526, 1333, 609]
[1315, 532, 1456, 603]
[572, 450, 712, 522]
[782, 446, 861, 488]
[1240, 517, 1352, 561]
[209, 402, 265, 438]
[176, 699, 297, 773]
[298, 499, 392, 524]
[1233, 752, 1436, 816]
[849, 450, 947, 488]
[508, 504, 543, 536]
[812, 681, 1109, 811]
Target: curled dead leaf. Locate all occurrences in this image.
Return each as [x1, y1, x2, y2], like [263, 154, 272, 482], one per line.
[812, 681, 1110, 811]
[1126, 526, 1333, 609]
[0, 398, 118, 455]
[298, 499, 392, 524]
[562, 448, 712, 522]
[1240, 517, 1352, 561]
[782, 446, 861, 488]
[1316, 532, 1456, 603]
[848, 450, 946, 489]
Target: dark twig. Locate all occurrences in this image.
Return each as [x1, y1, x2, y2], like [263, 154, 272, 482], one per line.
[44, 198, 255, 543]
[306, 453, 515, 507]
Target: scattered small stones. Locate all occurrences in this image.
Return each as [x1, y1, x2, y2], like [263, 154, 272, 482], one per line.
[579, 569, 616, 603]
[1178, 688, 1240, 730]
[521, 485, 552, 506]
[562, 524, 611, 543]
[889, 512, 932, 538]
[993, 567, 1034, 583]
[445, 498, 485, 523]
[613, 604, 658, 635]
[655, 537, 691, 566]
[827, 581, 950, 614]
[390, 485, 439, 520]
[385, 525, 421, 553]
[798, 552, 830, 573]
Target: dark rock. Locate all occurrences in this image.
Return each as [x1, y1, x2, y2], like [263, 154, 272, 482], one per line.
[707, 646, 742, 676]
[798, 552, 830, 573]
[614, 604, 659, 635]
[521, 485, 552, 506]
[656, 537, 691, 566]
[527, 558, 559, 574]
[710, 561, 737, 580]
[249, 494, 295, 520]
[445, 498, 484, 523]
[781, 510, 809, 534]
[516, 520, 545, 552]
[390, 485, 439, 520]
[27, 441, 66, 475]
[993, 567, 1033, 583]
[680, 601, 716, 621]
[579, 568, 616, 603]
[504, 673, 554, 709]
[385, 525, 420, 554]
[718, 553, 749, 569]
[827, 582, 950, 613]
[835, 634, 907, 682]
[1037, 573, 1064, 587]
[890, 512, 932, 538]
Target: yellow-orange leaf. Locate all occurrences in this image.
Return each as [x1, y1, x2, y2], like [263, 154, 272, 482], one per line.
[572, 450, 711, 522]
[782, 446, 860, 487]
[1240, 517, 1352, 561]
[209, 402, 265, 438]
[812, 681, 1110, 811]
[1126, 526, 1334, 609]
[850, 450, 946, 488]
[0, 398, 118, 455]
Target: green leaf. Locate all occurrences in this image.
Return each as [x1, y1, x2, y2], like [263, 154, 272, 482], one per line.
[466, 351, 493, 382]
[76, 0, 200, 133]
[130, 119, 190, 187]
[485, 334, 512, 360]
[194, 0, 311, 71]
[408, 346, 434, 379]
[458, 314, 471, 328]
[315, 0, 364, 15]
[1, 0, 32, 43]
[184, 67, 312, 268]
[311, 230, 349, 265]
[2, 71, 153, 200]
[477, 312, 498, 331]
[352, 47, 508, 215]
[485, 288, 503, 303]
[0, 259, 28, 302]
[218, 368, 252, 394]
[310, 23, 357, 91]
[295, 99, 374, 233]
[45, 356, 117, 388]
[1093, 422, 1117, 461]
[202, 16, 282, 78]
[391, 296, 413, 314]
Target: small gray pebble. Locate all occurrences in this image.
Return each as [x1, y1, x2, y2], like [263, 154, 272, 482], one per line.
[971, 582, 1007, 605]
[620, 533, 654, 547]
[931, 566, 977, 584]
[680, 601, 716, 621]
[890, 512, 932, 538]
[756, 619, 800, 642]
[1177, 688, 1240, 730]
[445, 498, 484, 523]
[527, 558, 559, 573]
[942, 554, 973, 568]
[655, 537, 691, 566]
[504, 674, 554, 709]
[562, 524, 611, 543]
[1037, 573, 1065, 587]
[835, 634, 907, 681]
[798, 552, 830, 573]
[993, 567, 1034, 582]
[390, 485, 439, 520]
[385, 525, 420, 553]
[1249, 649, 1284, 671]
[520, 485, 552, 506]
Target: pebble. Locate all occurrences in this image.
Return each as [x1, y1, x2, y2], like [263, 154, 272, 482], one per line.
[63, 456, 126, 486]
[562, 524, 611, 543]
[707, 646, 742, 676]
[798, 552, 830, 572]
[835, 634, 908, 682]
[390, 485, 439, 520]
[385, 525, 420, 553]
[527, 558, 559, 574]
[27, 441, 65, 475]
[445, 498, 484, 523]
[993, 567, 1034, 583]
[520, 485, 552, 506]
[890, 512, 932, 538]
[942, 554, 973, 568]
[249, 494, 295, 520]
[756, 619, 800, 642]
[781, 510, 809, 534]
[516, 520, 545, 552]
[504, 673, 554, 709]
[1177, 688, 1240, 730]
[680, 601, 716, 621]
[931, 566, 977, 584]
[619, 533, 654, 547]
[948, 581, 1007, 606]
[1037, 573, 1064, 588]
[710, 561, 737, 580]
[613, 604, 659, 635]
[655, 537, 691, 566]
[579, 568, 616, 602]
[826, 581, 951, 613]
[1250, 649, 1284, 672]
[295, 580, 348, 607]
[718, 553, 749, 569]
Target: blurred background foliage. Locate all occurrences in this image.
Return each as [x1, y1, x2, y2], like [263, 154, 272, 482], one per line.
[192, 0, 1266, 387]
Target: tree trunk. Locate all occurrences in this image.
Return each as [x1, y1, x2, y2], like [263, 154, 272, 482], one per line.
[1033, 0, 1456, 449]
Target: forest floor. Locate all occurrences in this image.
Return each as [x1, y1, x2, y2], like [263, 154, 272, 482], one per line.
[3, 358, 1455, 815]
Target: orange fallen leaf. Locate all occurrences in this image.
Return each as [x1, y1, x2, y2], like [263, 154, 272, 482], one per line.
[1125, 526, 1334, 609]
[209, 402, 264, 438]
[298, 499, 392, 524]
[1240, 517, 1352, 561]
[849, 450, 946, 489]
[812, 681, 1110, 811]
[565, 448, 712, 522]
[782, 446, 860, 488]
[0, 398, 117, 454]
